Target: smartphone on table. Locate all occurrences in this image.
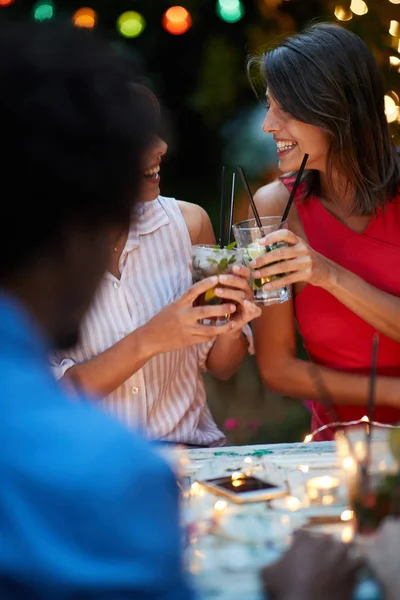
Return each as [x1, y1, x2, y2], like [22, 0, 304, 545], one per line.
[199, 475, 288, 504]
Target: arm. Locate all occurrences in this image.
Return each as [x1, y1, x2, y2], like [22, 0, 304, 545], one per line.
[62, 328, 158, 397]
[252, 182, 400, 407]
[254, 298, 400, 406]
[178, 201, 260, 380]
[324, 263, 400, 341]
[63, 278, 238, 397]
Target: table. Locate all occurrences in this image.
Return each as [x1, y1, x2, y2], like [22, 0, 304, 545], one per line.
[180, 441, 381, 600]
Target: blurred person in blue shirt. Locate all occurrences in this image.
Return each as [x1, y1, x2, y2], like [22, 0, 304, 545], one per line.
[0, 21, 193, 600]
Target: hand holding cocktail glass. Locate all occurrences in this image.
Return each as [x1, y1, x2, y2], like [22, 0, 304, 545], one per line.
[191, 244, 261, 327]
[247, 227, 333, 291]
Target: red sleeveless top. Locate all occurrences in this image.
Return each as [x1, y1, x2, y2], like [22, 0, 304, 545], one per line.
[282, 177, 400, 440]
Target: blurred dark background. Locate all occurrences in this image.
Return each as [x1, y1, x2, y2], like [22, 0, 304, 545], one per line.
[2, 0, 399, 443]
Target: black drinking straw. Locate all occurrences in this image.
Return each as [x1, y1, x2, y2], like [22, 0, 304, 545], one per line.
[367, 333, 380, 424]
[280, 153, 309, 225]
[363, 333, 380, 491]
[227, 172, 236, 245]
[219, 166, 227, 248]
[237, 166, 264, 233]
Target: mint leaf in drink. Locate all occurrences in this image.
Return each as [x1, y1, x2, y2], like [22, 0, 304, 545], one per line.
[228, 255, 237, 265]
[226, 241, 237, 250]
[207, 258, 219, 265]
[217, 257, 229, 273]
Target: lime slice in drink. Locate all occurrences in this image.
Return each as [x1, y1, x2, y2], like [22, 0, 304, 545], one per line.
[245, 242, 265, 262]
[205, 288, 216, 302]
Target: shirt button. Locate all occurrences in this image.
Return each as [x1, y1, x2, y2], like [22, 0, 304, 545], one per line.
[113, 281, 120, 289]
[132, 386, 139, 395]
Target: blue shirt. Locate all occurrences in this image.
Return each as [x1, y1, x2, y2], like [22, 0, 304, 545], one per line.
[0, 294, 194, 600]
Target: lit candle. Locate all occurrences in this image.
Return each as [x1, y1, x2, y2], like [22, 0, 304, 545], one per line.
[307, 475, 340, 505]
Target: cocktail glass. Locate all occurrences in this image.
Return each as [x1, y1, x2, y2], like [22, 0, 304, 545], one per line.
[232, 216, 290, 306]
[191, 244, 243, 326]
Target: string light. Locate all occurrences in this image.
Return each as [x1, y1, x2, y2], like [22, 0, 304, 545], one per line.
[389, 56, 400, 67]
[217, 0, 245, 23]
[303, 418, 400, 444]
[33, 0, 54, 21]
[389, 0, 400, 4]
[350, 0, 368, 15]
[389, 20, 400, 37]
[0, 0, 15, 6]
[72, 7, 97, 29]
[334, 5, 353, 21]
[162, 6, 192, 35]
[117, 11, 146, 38]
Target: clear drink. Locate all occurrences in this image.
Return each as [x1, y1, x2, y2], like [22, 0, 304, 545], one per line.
[233, 216, 290, 306]
[191, 245, 243, 326]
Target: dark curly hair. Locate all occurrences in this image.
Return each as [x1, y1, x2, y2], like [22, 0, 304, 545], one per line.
[0, 21, 156, 277]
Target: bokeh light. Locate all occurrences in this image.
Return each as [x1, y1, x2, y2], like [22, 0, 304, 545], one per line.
[389, 20, 400, 37]
[162, 6, 192, 35]
[350, 0, 368, 15]
[0, 0, 15, 6]
[217, 0, 245, 23]
[384, 93, 399, 123]
[72, 7, 97, 29]
[33, 0, 54, 21]
[117, 11, 146, 38]
[389, 56, 400, 67]
[334, 5, 353, 21]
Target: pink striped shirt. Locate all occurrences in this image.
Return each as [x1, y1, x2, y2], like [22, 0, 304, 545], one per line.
[51, 196, 228, 446]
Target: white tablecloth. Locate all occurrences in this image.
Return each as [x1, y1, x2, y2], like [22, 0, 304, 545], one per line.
[181, 441, 381, 600]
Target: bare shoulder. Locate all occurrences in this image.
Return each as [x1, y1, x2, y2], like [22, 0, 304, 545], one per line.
[177, 200, 215, 245]
[253, 179, 290, 218]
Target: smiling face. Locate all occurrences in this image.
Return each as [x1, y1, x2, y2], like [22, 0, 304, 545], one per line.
[262, 92, 330, 174]
[140, 135, 168, 202]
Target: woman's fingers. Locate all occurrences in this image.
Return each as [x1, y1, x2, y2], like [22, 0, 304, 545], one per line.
[250, 242, 308, 269]
[253, 256, 311, 280]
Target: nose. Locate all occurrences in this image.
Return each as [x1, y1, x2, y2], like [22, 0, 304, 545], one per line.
[262, 110, 280, 134]
[153, 136, 168, 158]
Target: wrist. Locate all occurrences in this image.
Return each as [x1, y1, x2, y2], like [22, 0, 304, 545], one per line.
[320, 259, 340, 292]
[131, 324, 160, 362]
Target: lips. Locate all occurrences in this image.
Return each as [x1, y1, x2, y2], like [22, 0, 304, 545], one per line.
[276, 140, 298, 153]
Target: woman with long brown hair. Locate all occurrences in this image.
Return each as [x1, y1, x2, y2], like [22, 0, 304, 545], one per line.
[249, 23, 400, 440]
